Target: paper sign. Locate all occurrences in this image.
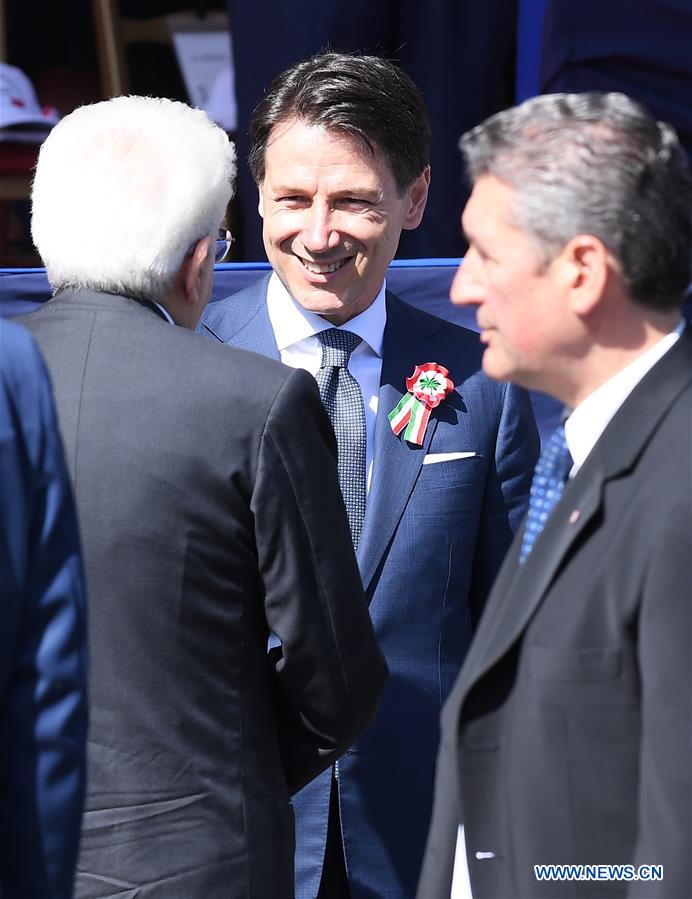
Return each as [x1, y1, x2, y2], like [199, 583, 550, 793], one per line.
[168, 13, 237, 132]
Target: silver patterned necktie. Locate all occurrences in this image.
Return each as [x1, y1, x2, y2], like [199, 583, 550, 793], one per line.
[314, 328, 367, 548]
[519, 424, 573, 564]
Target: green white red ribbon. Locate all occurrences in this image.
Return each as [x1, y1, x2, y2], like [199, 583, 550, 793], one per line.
[388, 363, 454, 445]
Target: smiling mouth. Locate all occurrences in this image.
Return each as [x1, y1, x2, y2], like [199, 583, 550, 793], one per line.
[297, 255, 353, 275]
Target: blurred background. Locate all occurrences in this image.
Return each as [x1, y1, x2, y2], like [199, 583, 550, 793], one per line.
[1, 0, 691, 268]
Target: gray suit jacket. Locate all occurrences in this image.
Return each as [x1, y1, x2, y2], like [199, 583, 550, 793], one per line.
[23, 288, 387, 899]
[418, 331, 692, 899]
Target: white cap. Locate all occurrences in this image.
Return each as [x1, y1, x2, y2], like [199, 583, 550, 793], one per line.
[0, 63, 59, 130]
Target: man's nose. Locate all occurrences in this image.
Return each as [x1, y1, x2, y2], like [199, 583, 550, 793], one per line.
[301, 204, 340, 254]
[450, 251, 484, 307]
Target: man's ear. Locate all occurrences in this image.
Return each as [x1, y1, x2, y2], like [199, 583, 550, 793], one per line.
[402, 167, 430, 231]
[559, 234, 610, 317]
[257, 185, 265, 219]
[181, 235, 213, 306]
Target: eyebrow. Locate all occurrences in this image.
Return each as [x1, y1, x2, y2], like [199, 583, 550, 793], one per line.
[461, 224, 479, 248]
[266, 183, 306, 194]
[463, 226, 495, 260]
[462, 212, 487, 246]
[267, 185, 384, 203]
[335, 187, 383, 200]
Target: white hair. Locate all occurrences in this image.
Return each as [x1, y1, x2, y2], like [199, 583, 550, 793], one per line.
[31, 95, 236, 301]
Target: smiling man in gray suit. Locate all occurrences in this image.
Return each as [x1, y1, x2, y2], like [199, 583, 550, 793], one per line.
[419, 92, 692, 899]
[21, 94, 386, 898]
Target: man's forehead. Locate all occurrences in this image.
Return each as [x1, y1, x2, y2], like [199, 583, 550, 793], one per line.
[464, 175, 515, 233]
[262, 119, 394, 193]
[266, 118, 380, 165]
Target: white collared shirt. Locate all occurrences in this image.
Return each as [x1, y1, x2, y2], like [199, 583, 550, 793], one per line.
[266, 272, 386, 491]
[565, 323, 684, 475]
[153, 302, 175, 324]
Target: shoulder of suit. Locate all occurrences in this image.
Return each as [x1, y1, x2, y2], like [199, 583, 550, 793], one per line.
[171, 320, 285, 374]
[0, 318, 39, 369]
[385, 289, 482, 345]
[0, 320, 46, 413]
[142, 323, 304, 426]
[190, 334, 316, 422]
[202, 275, 270, 332]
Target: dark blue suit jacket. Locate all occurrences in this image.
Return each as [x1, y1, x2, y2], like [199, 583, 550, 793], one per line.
[0, 319, 88, 898]
[202, 280, 539, 898]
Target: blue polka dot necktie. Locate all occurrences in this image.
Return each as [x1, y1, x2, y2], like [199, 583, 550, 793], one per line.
[314, 328, 367, 548]
[519, 424, 573, 564]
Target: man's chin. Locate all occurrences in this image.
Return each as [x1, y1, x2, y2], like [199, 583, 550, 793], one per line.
[288, 274, 374, 324]
[481, 350, 514, 385]
[291, 288, 347, 320]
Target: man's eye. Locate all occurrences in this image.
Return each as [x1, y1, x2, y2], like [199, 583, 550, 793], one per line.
[338, 197, 373, 209]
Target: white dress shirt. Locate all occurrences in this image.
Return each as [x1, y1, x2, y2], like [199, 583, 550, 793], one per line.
[450, 321, 684, 899]
[565, 323, 683, 475]
[153, 302, 175, 324]
[266, 272, 386, 491]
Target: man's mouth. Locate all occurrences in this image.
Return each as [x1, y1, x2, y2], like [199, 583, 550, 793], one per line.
[297, 255, 352, 275]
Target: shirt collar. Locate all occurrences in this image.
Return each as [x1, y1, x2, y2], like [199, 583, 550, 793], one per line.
[153, 301, 175, 324]
[266, 272, 386, 357]
[564, 321, 684, 472]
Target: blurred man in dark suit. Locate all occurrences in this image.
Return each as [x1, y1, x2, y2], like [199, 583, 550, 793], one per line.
[23, 94, 386, 898]
[419, 91, 692, 898]
[0, 317, 88, 899]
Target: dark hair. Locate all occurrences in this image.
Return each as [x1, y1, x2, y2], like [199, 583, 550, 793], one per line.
[460, 91, 692, 312]
[248, 53, 430, 195]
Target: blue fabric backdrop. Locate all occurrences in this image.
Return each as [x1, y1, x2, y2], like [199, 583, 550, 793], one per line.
[1, 258, 630, 443]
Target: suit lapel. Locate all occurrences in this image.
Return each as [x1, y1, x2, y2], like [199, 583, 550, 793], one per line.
[205, 284, 441, 591]
[201, 276, 281, 360]
[204, 284, 437, 593]
[461, 468, 603, 689]
[358, 293, 443, 592]
[459, 330, 692, 692]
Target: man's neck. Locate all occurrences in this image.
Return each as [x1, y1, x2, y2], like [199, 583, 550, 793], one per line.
[566, 311, 682, 409]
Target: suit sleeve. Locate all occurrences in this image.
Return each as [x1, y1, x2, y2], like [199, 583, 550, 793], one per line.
[0, 325, 88, 899]
[468, 382, 539, 628]
[251, 367, 388, 794]
[630, 495, 692, 898]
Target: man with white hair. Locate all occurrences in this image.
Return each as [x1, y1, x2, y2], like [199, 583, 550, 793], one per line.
[22, 95, 386, 898]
